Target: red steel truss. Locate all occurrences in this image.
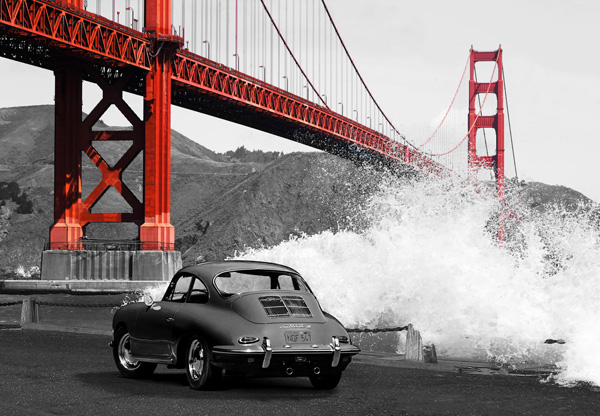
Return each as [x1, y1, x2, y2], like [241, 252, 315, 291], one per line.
[172, 51, 446, 175]
[2, 0, 447, 253]
[0, 0, 151, 69]
[468, 47, 505, 241]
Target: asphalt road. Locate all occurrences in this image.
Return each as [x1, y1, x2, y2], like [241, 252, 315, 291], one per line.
[1, 330, 599, 416]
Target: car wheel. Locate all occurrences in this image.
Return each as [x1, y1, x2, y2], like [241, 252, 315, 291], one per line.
[309, 372, 342, 390]
[185, 336, 219, 390]
[113, 327, 157, 379]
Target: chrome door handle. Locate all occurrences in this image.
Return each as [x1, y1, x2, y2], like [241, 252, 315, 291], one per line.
[166, 318, 175, 323]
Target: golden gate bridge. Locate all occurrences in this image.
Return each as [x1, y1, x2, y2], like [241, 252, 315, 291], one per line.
[0, 0, 508, 280]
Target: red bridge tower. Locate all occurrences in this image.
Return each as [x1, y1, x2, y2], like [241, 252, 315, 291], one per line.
[43, 0, 182, 280]
[468, 47, 505, 242]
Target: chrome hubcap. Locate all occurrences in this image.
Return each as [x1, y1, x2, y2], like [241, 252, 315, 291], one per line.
[118, 333, 140, 370]
[188, 339, 205, 381]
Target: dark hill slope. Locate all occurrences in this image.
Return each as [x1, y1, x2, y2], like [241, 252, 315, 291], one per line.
[0, 105, 55, 168]
[175, 152, 378, 263]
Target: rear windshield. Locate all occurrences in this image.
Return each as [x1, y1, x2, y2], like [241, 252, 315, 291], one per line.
[214, 270, 310, 297]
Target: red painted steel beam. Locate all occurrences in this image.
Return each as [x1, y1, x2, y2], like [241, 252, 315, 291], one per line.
[171, 51, 447, 176]
[0, 0, 151, 69]
[468, 47, 505, 242]
[49, 63, 147, 250]
[468, 47, 504, 187]
[139, 0, 178, 250]
[49, 63, 83, 250]
[80, 67, 144, 226]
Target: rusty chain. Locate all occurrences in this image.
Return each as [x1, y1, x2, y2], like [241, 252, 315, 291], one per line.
[0, 300, 120, 308]
[36, 301, 122, 308]
[346, 326, 409, 333]
[0, 301, 23, 307]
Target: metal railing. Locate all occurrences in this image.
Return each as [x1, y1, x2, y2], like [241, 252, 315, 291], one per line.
[44, 239, 177, 251]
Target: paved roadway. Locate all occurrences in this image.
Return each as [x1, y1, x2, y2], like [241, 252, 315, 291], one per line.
[1, 330, 599, 416]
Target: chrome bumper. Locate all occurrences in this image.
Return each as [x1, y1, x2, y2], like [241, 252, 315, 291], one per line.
[212, 336, 359, 370]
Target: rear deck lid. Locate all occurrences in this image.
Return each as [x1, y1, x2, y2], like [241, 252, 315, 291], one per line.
[232, 292, 326, 324]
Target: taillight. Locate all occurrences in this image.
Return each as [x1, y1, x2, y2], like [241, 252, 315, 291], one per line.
[238, 336, 260, 344]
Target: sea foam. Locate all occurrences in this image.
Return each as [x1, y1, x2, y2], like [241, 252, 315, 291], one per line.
[235, 173, 600, 387]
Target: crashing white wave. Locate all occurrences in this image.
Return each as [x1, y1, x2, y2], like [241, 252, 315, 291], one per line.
[234, 173, 600, 387]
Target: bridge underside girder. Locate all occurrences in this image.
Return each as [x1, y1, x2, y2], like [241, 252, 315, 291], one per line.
[0, 33, 146, 94]
[171, 83, 419, 176]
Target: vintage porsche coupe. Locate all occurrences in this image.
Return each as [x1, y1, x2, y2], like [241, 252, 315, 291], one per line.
[111, 260, 360, 390]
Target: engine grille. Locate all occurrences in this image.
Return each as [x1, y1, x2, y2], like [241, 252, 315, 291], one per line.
[282, 296, 312, 318]
[259, 295, 312, 318]
[259, 296, 289, 317]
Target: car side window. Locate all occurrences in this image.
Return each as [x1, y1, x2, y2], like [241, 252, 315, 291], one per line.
[165, 274, 193, 302]
[276, 275, 295, 290]
[188, 278, 209, 304]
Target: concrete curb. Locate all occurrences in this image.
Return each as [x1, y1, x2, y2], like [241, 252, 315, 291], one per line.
[353, 352, 490, 372]
[21, 322, 112, 337]
[0, 280, 167, 294]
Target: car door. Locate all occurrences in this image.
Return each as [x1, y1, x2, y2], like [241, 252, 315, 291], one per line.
[131, 274, 193, 360]
[169, 276, 210, 344]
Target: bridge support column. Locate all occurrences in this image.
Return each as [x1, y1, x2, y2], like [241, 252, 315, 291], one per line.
[140, 55, 175, 250]
[49, 65, 83, 250]
[141, 0, 177, 251]
[468, 47, 505, 243]
[42, 0, 183, 281]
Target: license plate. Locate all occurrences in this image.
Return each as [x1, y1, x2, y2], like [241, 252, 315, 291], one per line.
[284, 331, 312, 344]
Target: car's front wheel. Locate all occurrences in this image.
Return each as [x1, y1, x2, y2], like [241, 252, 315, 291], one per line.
[113, 327, 157, 379]
[185, 336, 220, 390]
[309, 372, 342, 390]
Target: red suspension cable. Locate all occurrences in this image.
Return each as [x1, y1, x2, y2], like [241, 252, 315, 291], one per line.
[418, 53, 470, 149]
[423, 58, 498, 157]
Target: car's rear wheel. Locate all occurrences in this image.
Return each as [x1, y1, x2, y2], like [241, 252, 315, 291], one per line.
[309, 372, 342, 390]
[185, 336, 220, 390]
[113, 327, 157, 379]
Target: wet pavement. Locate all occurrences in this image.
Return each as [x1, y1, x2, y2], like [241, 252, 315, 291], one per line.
[3, 330, 597, 416]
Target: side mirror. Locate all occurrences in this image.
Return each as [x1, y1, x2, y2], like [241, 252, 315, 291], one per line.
[144, 294, 154, 306]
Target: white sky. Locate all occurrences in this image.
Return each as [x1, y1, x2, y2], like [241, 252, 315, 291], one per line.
[0, 0, 598, 202]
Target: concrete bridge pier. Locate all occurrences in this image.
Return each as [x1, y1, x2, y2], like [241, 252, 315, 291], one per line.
[40, 250, 181, 281]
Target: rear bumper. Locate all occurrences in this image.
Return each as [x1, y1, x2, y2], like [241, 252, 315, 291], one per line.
[212, 336, 360, 376]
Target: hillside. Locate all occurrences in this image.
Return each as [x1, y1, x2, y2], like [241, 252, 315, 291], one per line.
[0, 105, 272, 277]
[174, 152, 378, 263]
[0, 105, 597, 278]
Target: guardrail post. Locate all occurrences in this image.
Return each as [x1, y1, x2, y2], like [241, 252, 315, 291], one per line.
[405, 324, 423, 361]
[423, 343, 438, 364]
[20, 298, 40, 325]
[405, 324, 438, 363]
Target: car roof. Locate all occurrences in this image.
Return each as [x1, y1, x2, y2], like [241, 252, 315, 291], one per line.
[178, 260, 300, 279]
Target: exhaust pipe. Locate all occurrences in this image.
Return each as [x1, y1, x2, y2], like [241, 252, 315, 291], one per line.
[285, 367, 294, 376]
[313, 367, 321, 375]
